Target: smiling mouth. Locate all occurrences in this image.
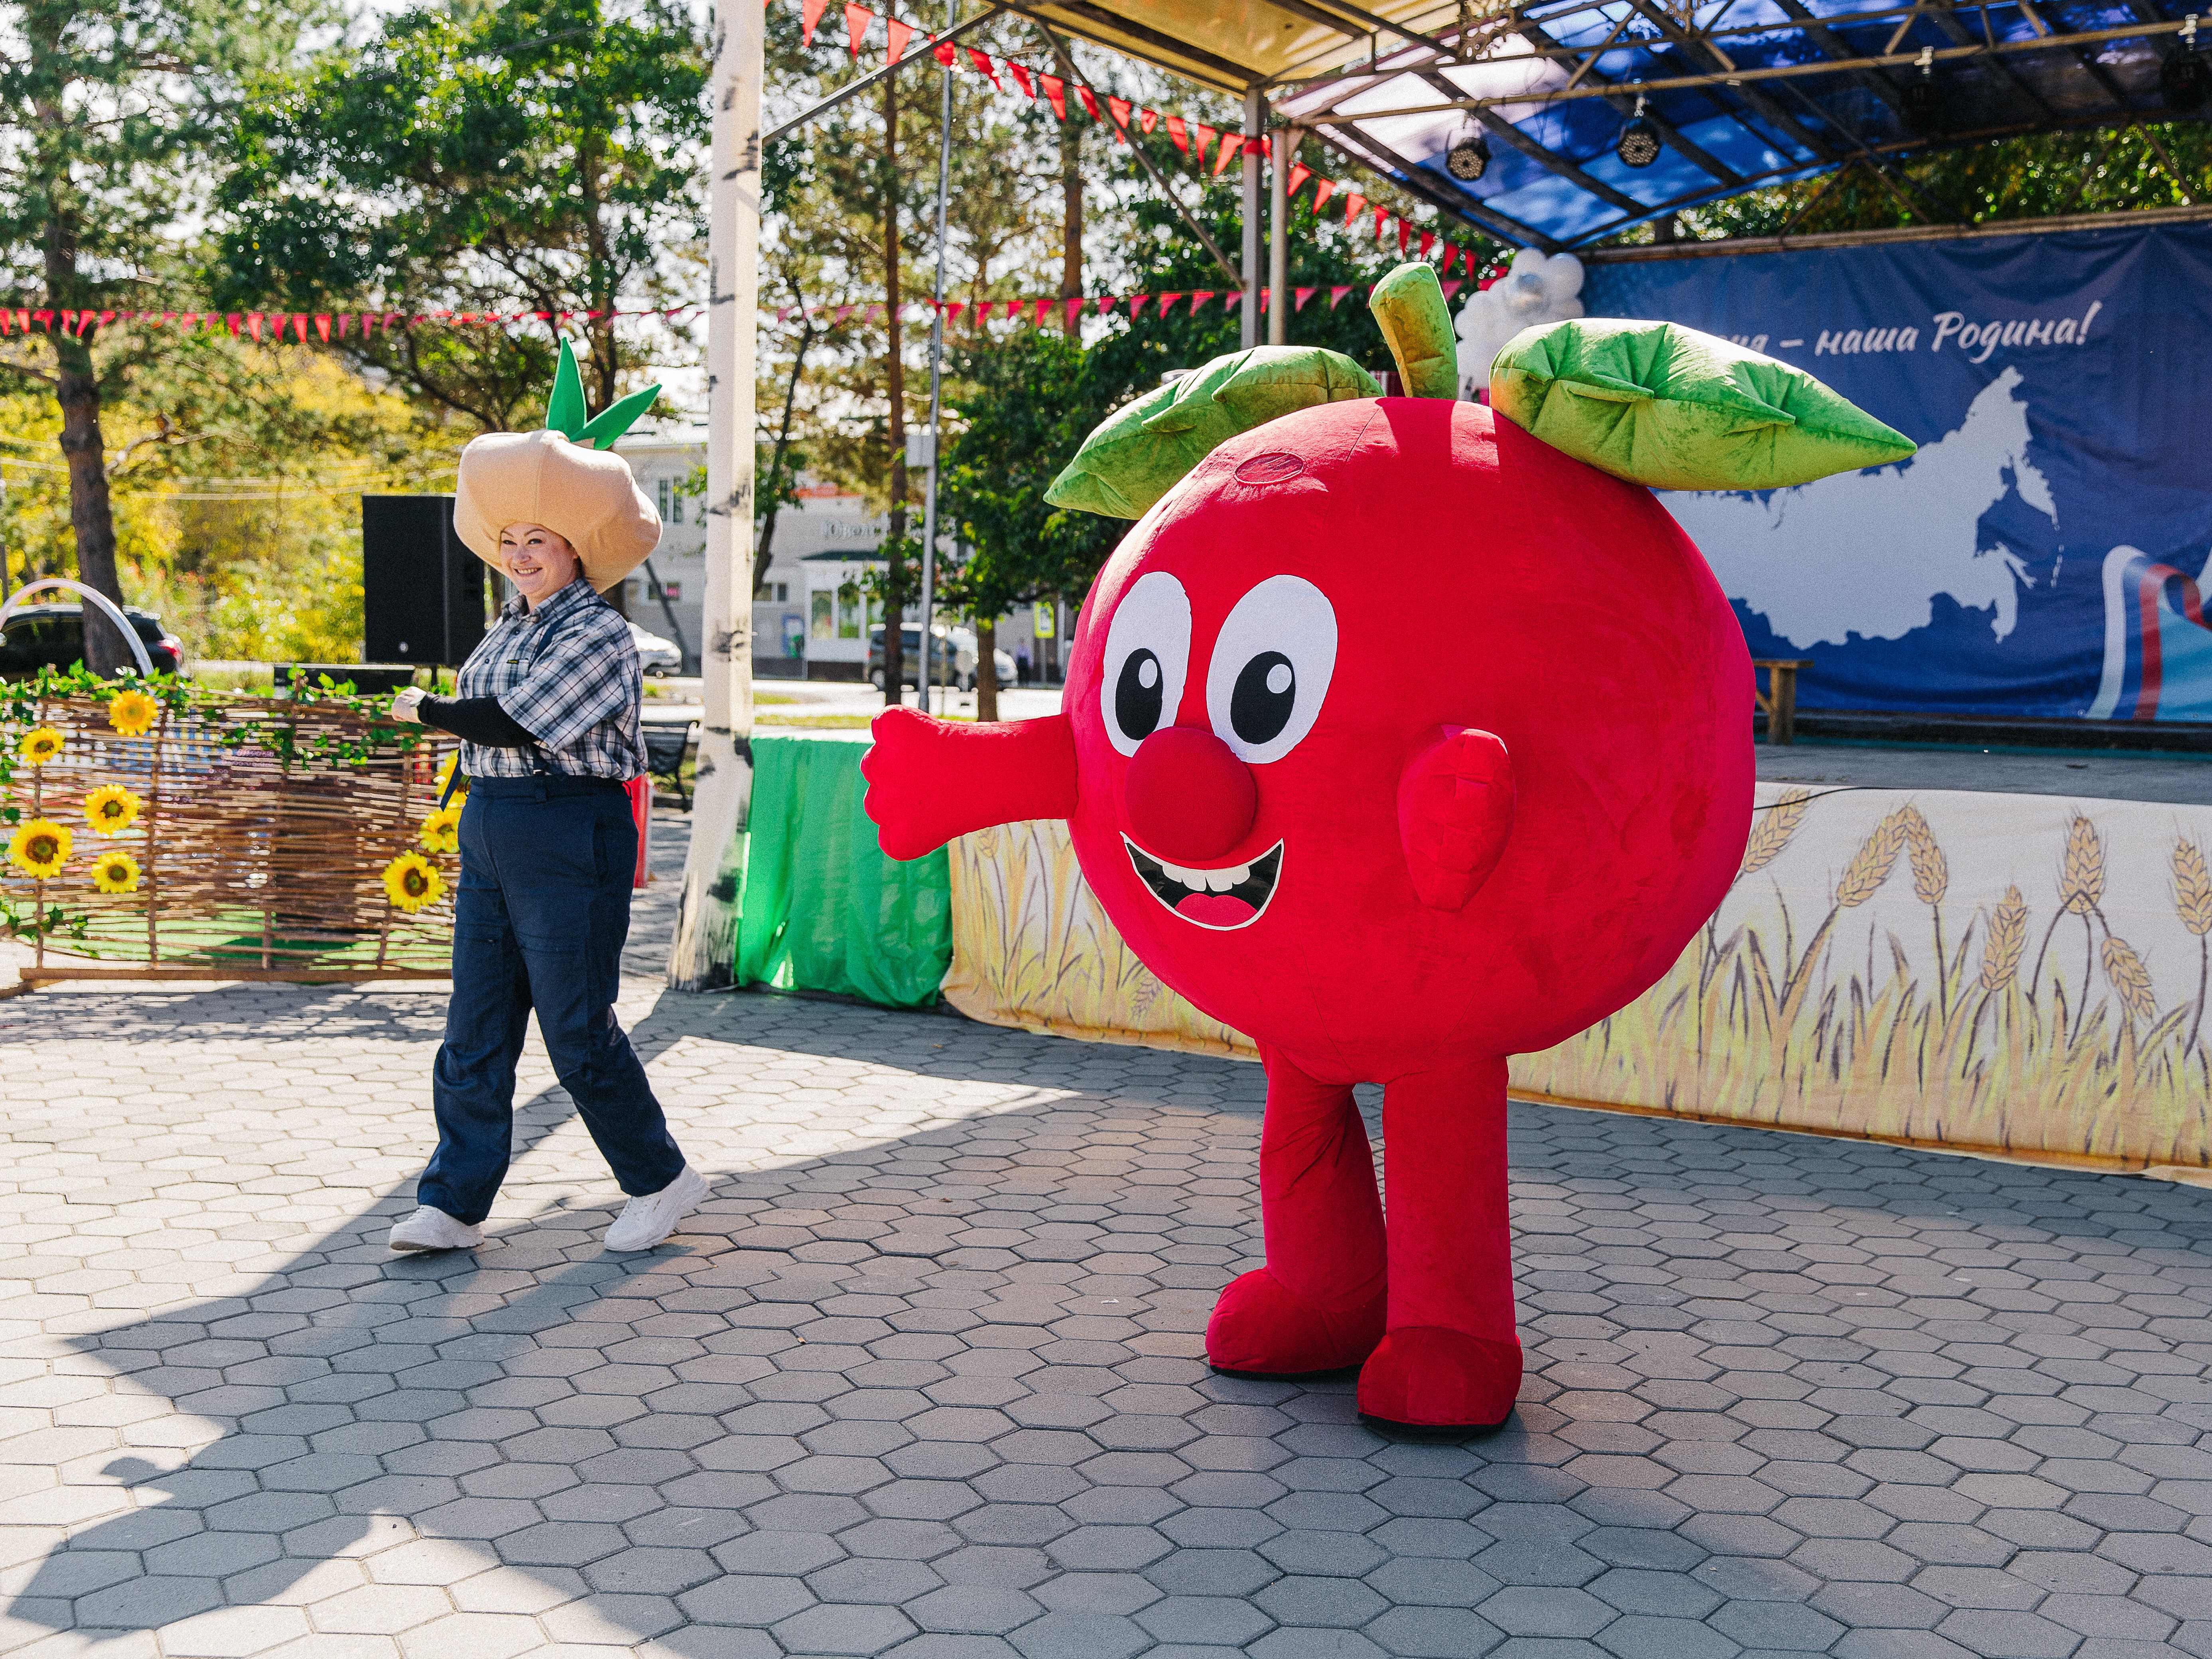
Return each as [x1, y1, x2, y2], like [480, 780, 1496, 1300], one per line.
[1123, 837, 1284, 930]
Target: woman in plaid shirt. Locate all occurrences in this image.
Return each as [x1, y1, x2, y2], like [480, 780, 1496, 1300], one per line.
[384, 352, 706, 1255]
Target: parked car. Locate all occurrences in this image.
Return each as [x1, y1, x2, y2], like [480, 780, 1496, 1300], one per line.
[627, 619, 683, 676]
[868, 625, 1016, 692]
[0, 604, 183, 679]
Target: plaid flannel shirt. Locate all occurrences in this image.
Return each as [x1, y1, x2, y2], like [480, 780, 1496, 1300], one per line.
[454, 579, 645, 780]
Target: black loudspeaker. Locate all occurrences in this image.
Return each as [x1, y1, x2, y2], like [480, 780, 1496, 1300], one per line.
[362, 495, 487, 666]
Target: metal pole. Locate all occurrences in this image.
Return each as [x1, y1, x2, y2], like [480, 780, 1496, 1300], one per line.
[919, 0, 956, 716]
[1241, 87, 1263, 349]
[1269, 126, 1293, 346]
[669, 0, 762, 990]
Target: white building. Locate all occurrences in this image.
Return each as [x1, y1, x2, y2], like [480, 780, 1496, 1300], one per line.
[615, 426, 1060, 682]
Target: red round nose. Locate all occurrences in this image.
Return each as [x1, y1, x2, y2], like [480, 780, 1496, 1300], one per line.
[1123, 727, 1257, 864]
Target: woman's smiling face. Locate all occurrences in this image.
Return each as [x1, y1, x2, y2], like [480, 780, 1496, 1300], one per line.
[500, 522, 582, 607]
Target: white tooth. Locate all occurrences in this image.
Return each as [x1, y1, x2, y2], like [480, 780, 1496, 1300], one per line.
[1227, 865, 1251, 888]
[1206, 868, 1237, 893]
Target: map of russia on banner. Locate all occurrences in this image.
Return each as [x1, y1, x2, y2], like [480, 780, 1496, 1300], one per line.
[1582, 223, 2212, 721]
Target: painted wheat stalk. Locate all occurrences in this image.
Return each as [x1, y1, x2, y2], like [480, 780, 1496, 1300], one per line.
[1741, 788, 1812, 878]
[2177, 837, 2212, 1056]
[1836, 807, 1911, 909]
[1980, 887, 2027, 991]
[1901, 804, 1952, 1018]
[2100, 933, 2158, 1025]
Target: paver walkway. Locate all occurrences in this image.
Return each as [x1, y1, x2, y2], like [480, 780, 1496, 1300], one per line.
[3, 818, 2211, 1658]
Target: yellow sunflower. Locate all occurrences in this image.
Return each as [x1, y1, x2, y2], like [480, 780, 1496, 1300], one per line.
[418, 804, 463, 855]
[434, 750, 466, 798]
[107, 689, 160, 737]
[83, 784, 144, 837]
[90, 850, 140, 894]
[382, 851, 443, 914]
[18, 726, 63, 765]
[7, 819, 71, 879]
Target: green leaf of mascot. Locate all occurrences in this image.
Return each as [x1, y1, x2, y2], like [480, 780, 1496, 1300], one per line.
[864, 264, 1915, 1430]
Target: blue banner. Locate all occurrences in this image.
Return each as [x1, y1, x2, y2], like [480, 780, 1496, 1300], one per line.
[1583, 223, 2212, 721]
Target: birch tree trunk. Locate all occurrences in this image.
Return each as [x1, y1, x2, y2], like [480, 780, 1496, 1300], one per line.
[666, 0, 762, 990]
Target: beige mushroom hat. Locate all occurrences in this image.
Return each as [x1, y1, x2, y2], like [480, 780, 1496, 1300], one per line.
[453, 341, 664, 593]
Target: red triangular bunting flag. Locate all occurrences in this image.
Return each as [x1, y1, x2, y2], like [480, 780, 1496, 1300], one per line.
[801, 0, 830, 46]
[1343, 193, 1366, 226]
[844, 3, 871, 59]
[1076, 85, 1101, 123]
[1438, 246, 1458, 276]
[1106, 95, 1131, 131]
[1288, 164, 1312, 196]
[835, 304, 854, 322]
[1295, 287, 1316, 311]
[1192, 122, 1215, 160]
[1129, 294, 1150, 317]
[1312, 178, 1336, 213]
[1156, 292, 1182, 313]
[1212, 133, 1244, 176]
[1064, 296, 1083, 327]
[1396, 219, 1411, 255]
[1191, 290, 1214, 312]
[246, 313, 264, 340]
[886, 18, 912, 62]
[1328, 285, 1352, 309]
[933, 34, 954, 66]
[1040, 74, 1067, 120]
[1139, 108, 1157, 134]
[1166, 115, 1189, 152]
[1033, 297, 1052, 325]
[1096, 295, 1117, 314]
[967, 47, 1001, 87]
[947, 301, 965, 323]
[315, 314, 331, 341]
[1373, 206, 1390, 241]
[1419, 231, 1435, 260]
[1009, 61, 1032, 97]
[1441, 279, 1463, 300]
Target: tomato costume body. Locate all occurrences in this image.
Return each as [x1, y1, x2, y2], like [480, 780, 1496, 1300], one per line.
[867, 394, 1753, 1428]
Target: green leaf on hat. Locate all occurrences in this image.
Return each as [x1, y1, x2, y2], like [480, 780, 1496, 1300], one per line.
[577, 384, 662, 450]
[545, 338, 588, 439]
[1046, 345, 1378, 519]
[1490, 318, 1917, 491]
[1369, 262, 1459, 400]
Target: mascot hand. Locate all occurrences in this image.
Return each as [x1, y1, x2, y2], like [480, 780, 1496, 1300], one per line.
[1397, 726, 1515, 911]
[863, 708, 1081, 861]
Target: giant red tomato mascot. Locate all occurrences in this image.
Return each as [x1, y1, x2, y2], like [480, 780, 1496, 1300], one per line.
[865, 267, 1914, 1430]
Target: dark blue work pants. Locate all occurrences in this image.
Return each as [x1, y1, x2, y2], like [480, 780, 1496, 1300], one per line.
[418, 775, 685, 1226]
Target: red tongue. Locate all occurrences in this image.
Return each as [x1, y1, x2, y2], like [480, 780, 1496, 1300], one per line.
[1176, 892, 1257, 927]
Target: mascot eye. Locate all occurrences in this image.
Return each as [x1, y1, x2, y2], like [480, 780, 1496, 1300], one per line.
[1205, 576, 1337, 764]
[1099, 571, 1192, 758]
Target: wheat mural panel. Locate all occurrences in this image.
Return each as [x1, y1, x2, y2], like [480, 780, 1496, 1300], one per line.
[947, 787, 2212, 1171]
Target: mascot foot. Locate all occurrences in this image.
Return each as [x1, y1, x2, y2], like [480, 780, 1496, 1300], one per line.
[1356, 1326, 1523, 1432]
[1205, 1269, 1387, 1377]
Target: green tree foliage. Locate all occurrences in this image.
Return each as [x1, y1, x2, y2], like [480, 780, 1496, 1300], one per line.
[212, 0, 706, 430]
[0, 0, 308, 670]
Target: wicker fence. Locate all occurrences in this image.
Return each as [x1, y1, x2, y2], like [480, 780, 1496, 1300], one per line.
[2, 681, 459, 984]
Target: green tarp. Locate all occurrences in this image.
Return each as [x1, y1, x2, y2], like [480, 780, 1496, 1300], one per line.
[733, 734, 951, 1009]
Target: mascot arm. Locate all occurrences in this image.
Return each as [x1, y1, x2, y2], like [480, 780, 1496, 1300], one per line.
[1397, 726, 1516, 911]
[863, 707, 1081, 861]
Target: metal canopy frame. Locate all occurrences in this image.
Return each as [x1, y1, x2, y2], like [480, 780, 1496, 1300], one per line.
[1012, 0, 2209, 249]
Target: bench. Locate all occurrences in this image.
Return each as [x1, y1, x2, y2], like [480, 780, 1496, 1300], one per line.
[642, 720, 696, 809]
[1752, 659, 1812, 745]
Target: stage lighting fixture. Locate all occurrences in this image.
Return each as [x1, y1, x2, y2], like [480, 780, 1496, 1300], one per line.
[1617, 94, 1662, 167]
[1902, 46, 1944, 135]
[2162, 17, 2208, 111]
[1445, 127, 1491, 181]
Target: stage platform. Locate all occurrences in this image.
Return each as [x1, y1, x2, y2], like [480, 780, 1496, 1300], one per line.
[1757, 740, 2212, 808]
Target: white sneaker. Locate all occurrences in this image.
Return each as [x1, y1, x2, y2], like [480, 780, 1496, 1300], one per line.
[388, 1206, 484, 1253]
[605, 1165, 709, 1251]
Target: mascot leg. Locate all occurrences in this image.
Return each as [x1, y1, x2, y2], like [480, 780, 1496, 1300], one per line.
[1205, 1045, 1387, 1375]
[1356, 1055, 1523, 1430]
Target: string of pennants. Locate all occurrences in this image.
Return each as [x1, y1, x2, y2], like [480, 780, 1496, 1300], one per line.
[0, 305, 702, 342]
[774, 281, 1473, 327]
[794, 0, 1492, 279]
[6, 277, 1492, 345]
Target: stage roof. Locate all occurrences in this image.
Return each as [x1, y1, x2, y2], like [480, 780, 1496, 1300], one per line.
[1023, 0, 2208, 250]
